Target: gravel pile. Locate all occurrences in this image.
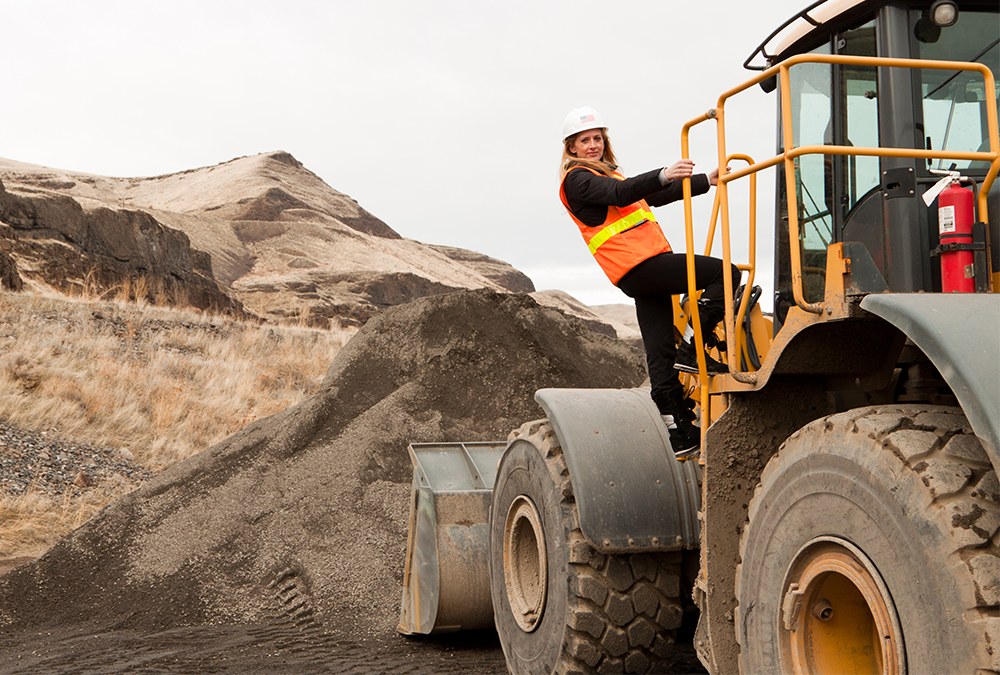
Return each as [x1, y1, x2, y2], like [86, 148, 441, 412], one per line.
[0, 289, 647, 645]
[0, 422, 152, 498]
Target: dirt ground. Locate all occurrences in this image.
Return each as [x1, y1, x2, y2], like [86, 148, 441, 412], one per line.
[0, 549, 706, 674]
[0, 544, 706, 674]
[0, 623, 507, 675]
[0, 619, 708, 675]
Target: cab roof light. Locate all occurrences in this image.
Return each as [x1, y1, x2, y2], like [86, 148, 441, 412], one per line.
[930, 0, 958, 27]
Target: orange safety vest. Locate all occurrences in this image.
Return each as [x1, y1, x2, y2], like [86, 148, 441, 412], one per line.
[559, 166, 672, 284]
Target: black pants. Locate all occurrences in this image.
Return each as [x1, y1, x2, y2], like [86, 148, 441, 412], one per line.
[617, 252, 741, 415]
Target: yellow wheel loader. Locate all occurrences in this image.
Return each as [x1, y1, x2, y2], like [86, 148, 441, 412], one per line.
[400, 1, 1000, 673]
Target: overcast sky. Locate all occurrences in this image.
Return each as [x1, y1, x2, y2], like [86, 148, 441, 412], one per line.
[3, 0, 811, 307]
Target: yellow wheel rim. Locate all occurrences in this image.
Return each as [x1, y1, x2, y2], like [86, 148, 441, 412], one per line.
[779, 537, 904, 674]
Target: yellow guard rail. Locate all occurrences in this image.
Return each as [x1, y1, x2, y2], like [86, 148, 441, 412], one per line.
[678, 53, 999, 442]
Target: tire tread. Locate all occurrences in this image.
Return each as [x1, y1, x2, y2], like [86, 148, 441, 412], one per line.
[508, 420, 684, 675]
[736, 405, 1000, 673]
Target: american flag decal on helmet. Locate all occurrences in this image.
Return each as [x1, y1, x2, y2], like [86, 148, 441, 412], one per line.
[579, 114, 595, 123]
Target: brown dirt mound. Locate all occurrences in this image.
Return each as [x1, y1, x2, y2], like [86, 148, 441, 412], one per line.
[0, 288, 646, 644]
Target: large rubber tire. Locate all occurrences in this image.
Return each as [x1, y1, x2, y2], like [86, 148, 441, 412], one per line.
[489, 419, 686, 675]
[737, 405, 1000, 674]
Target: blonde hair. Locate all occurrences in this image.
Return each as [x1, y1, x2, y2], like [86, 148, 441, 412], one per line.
[560, 128, 619, 179]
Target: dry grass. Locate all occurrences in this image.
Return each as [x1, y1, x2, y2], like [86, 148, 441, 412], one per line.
[0, 290, 352, 469]
[0, 287, 355, 560]
[0, 481, 143, 559]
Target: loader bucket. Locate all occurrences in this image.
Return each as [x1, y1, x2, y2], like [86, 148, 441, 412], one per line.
[397, 441, 506, 635]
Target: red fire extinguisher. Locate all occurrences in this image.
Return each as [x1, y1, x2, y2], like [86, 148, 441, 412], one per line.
[924, 171, 976, 293]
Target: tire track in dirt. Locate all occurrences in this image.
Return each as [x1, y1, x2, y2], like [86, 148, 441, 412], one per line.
[0, 624, 508, 674]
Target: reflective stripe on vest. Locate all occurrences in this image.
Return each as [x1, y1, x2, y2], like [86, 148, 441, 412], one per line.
[559, 165, 672, 284]
[587, 206, 656, 254]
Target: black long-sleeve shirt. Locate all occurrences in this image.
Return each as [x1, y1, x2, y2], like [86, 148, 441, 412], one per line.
[562, 166, 711, 227]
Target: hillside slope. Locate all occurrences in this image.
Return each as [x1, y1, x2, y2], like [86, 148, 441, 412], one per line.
[0, 153, 535, 327]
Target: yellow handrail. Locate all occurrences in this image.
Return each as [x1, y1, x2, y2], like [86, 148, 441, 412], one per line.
[698, 154, 759, 383]
[679, 52, 999, 389]
[681, 110, 718, 436]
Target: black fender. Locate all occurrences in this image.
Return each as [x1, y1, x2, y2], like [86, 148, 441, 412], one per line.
[534, 388, 701, 553]
[861, 293, 1000, 465]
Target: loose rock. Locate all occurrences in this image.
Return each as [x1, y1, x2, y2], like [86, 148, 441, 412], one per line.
[0, 424, 152, 498]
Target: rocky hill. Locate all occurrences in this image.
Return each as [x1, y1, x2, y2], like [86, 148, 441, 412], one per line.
[0, 153, 542, 327]
[0, 172, 242, 316]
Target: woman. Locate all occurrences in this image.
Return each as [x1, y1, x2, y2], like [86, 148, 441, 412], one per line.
[558, 106, 740, 453]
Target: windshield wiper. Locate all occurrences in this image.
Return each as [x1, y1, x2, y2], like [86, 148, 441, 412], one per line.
[925, 37, 1000, 99]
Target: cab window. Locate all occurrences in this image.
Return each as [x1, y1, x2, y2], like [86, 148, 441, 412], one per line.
[912, 8, 1000, 172]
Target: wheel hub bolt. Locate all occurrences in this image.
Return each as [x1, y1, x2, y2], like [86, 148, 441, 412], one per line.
[812, 599, 834, 621]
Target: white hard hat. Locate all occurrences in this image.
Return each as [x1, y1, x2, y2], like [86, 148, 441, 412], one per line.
[562, 106, 606, 141]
